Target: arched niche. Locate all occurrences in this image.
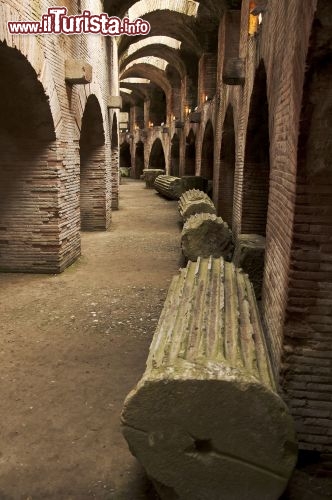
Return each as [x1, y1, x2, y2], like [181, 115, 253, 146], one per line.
[170, 134, 180, 177]
[219, 106, 235, 228]
[242, 61, 270, 236]
[111, 113, 120, 209]
[201, 120, 214, 197]
[149, 138, 166, 169]
[79, 95, 106, 230]
[0, 42, 60, 272]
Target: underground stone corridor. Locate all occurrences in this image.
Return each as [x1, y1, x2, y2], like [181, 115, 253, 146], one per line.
[0, 180, 180, 499]
[1, 0, 332, 497]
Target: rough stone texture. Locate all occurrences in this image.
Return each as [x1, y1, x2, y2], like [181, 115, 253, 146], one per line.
[154, 175, 184, 200]
[143, 169, 165, 188]
[65, 59, 92, 85]
[178, 189, 216, 222]
[181, 175, 208, 193]
[122, 257, 297, 500]
[181, 213, 234, 262]
[233, 234, 266, 299]
[107, 96, 122, 109]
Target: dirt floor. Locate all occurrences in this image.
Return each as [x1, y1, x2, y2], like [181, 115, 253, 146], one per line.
[0, 179, 181, 500]
[0, 179, 331, 500]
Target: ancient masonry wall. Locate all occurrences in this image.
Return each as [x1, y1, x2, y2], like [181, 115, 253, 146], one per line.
[0, 0, 115, 272]
[183, 0, 331, 463]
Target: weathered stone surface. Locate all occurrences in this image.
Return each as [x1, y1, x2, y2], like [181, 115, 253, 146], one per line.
[181, 213, 234, 261]
[122, 257, 297, 500]
[65, 59, 92, 84]
[107, 95, 122, 109]
[154, 175, 184, 200]
[233, 234, 266, 299]
[181, 176, 208, 193]
[178, 189, 216, 222]
[143, 169, 165, 188]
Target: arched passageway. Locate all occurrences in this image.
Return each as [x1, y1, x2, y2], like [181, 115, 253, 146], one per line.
[149, 138, 165, 169]
[185, 129, 196, 175]
[79, 95, 106, 231]
[120, 140, 132, 169]
[201, 120, 214, 196]
[170, 134, 180, 177]
[135, 140, 145, 178]
[111, 113, 120, 209]
[219, 106, 235, 228]
[242, 62, 270, 236]
[0, 42, 58, 272]
[149, 85, 167, 126]
[283, 2, 332, 463]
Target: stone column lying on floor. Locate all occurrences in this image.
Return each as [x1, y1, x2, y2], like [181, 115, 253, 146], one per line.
[181, 212, 234, 261]
[143, 169, 165, 188]
[154, 175, 184, 200]
[122, 257, 297, 500]
[233, 234, 266, 299]
[178, 189, 216, 222]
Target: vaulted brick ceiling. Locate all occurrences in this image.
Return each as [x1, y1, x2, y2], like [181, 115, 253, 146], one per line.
[105, 0, 241, 107]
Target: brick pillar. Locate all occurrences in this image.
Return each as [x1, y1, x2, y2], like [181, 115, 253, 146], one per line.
[110, 111, 119, 210]
[144, 99, 150, 128]
[198, 53, 218, 106]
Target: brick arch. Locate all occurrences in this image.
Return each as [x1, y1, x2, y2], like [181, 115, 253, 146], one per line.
[79, 94, 108, 230]
[73, 84, 108, 141]
[0, 32, 62, 139]
[218, 105, 235, 228]
[282, 1, 332, 465]
[170, 133, 180, 176]
[149, 138, 166, 169]
[242, 60, 270, 236]
[0, 41, 60, 272]
[185, 129, 196, 175]
[200, 120, 214, 196]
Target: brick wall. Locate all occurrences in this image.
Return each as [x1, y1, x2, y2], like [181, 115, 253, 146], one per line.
[241, 62, 270, 236]
[281, 1, 332, 463]
[110, 111, 120, 210]
[0, 41, 62, 273]
[218, 106, 235, 229]
[0, 0, 116, 272]
[79, 95, 107, 231]
[197, 53, 218, 106]
[200, 120, 214, 182]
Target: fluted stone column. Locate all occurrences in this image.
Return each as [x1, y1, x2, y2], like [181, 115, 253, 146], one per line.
[181, 213, 234, 261]
[178, 189, 216, 222]
[154, 175, 184, 200]
[122, 257, 297, 500]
